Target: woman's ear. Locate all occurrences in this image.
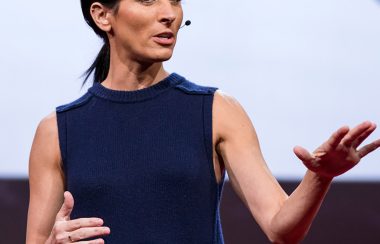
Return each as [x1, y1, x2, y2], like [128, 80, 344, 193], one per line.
[90, 2, 112, 32]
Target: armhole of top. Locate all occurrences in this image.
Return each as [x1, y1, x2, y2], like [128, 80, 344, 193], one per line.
[203, 89, 227, 244]
[202, 88, 220, 186]
[55, 110, 67, 175]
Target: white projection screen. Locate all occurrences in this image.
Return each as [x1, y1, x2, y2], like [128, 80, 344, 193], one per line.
[1, 0, 379, 180]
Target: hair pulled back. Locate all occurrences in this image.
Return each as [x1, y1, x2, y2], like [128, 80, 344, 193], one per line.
[80, 0, 120, 86]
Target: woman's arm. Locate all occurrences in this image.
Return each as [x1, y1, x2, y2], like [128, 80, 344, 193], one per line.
[26, 112, 110, 244]
[26, 112, 66, 243]
[213, 90, 379, 243]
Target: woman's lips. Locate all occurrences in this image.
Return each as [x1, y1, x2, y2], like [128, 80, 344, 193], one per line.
[153, 36, 175, 45]
[153, 32, 175, 45]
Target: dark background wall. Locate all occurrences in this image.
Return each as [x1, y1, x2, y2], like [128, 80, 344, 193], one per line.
[2, 180, 380, 244]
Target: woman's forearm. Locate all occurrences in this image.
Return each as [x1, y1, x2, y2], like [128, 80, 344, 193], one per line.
[268, 170, 332, 243]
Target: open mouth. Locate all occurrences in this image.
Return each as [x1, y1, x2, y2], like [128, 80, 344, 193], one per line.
[155, 32, 174, 39]
[153, 32, 175, 45]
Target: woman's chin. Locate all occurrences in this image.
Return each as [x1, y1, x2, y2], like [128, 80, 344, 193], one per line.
[145, 51, 174, 63]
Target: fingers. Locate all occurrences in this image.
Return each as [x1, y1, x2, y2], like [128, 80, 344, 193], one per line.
[326, 126, 350, 148]
[75, 238, 105, 244]
[351, 123, 377, 148]
[65, 218, 105, 232]
[52, 217, 109, 243]
[51, 192, 110, 244]
[358, 138, 380, 158]
[56, 191, 74, 221]
[341, 121, 374, 147]
[68, 226, 110, 242]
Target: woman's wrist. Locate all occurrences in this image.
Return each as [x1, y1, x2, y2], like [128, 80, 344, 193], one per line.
[306, 170, 334, 185]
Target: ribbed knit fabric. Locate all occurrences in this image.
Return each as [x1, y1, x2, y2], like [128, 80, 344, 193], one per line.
[56, 73, 226, 243]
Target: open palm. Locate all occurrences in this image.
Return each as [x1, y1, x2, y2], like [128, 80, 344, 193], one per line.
[294, 121, 380, 179]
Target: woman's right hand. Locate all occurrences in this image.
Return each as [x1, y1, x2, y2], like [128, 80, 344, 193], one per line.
[45, 191, 110, 244]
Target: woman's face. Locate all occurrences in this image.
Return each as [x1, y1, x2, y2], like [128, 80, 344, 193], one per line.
[108, 0, 184, 63]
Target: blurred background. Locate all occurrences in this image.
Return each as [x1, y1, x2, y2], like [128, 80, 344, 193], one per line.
[1, 0, 379, 243]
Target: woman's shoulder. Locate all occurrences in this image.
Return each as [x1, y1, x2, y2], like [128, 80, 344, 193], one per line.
[56, 92, 93, 113]
[174, 75, 218, 95]
[37, 111, 58, 134]
[212, 88, 255, 139]
[32, 110, 62, 171]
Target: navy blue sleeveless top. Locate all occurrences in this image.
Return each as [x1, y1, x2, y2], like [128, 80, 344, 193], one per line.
[56, 73, 226, 243]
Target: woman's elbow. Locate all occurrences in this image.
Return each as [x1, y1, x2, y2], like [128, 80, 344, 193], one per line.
[266, 227, 308, 244]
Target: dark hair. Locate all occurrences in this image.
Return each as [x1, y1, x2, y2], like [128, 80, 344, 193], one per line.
[80, 0, 120, 86]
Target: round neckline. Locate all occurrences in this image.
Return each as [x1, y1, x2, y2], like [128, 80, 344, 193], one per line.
[88, 73, 184, 103]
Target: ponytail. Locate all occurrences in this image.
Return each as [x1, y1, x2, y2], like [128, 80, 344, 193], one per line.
[80, 0, 120, 87]
[81, 40, 110, 87]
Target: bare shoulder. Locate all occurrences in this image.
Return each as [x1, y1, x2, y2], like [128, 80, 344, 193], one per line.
[214, 89, 242, 108]
[213, 89, 256, 142]
[38, 111, 58, 133]
[213, 89, 251, 121]
[31, 111, 62, 170]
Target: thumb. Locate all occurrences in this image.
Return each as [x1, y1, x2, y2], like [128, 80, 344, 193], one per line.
[293, 146, 314, 163]
[56, 191, 74, 221]
[294, 146, 322, 171]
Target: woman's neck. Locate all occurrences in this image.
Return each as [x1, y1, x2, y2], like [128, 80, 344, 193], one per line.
[101, 58, 169, 91]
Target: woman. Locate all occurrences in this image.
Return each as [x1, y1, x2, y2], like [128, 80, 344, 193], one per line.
[26, 0, 380, 243]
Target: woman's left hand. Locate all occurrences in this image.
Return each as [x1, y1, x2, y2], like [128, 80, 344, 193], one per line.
[293, 121, 380, 179]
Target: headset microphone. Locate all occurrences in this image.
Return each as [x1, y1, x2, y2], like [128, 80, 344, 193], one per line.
[180, 20, 192, 29]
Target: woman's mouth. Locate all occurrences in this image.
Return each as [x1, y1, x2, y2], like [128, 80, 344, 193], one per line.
[153, 32, 175, 45]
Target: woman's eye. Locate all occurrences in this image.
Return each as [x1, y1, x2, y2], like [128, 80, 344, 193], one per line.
[138, 0, 156, 5]
[138, 0, 182, 5]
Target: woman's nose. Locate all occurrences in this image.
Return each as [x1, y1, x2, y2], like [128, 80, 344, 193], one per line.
[158, 1, 177, 26]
